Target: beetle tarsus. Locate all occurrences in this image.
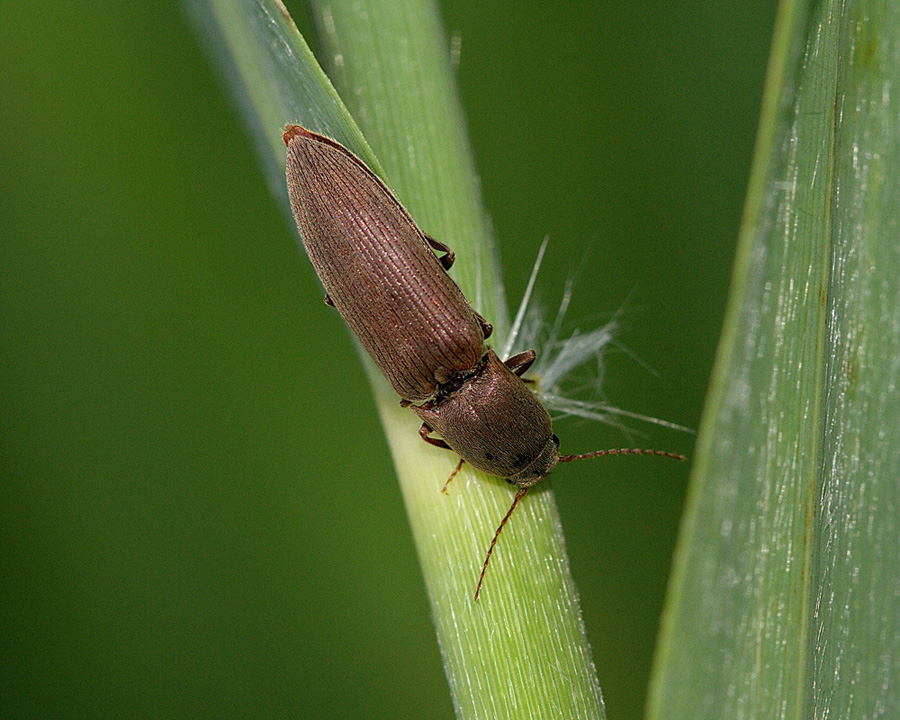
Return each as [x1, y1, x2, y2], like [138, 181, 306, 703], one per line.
[504, 349, 537, 377]
[424, 233, 455, 271]
[475, 312, 493, 340]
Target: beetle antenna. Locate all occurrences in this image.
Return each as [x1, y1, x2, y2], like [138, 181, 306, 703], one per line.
[559, 447, 686, 463]
[474, 487, 528, 602]
[440, 458, 466, 494]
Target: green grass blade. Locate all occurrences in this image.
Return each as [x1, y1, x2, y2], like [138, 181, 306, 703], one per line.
[307, 2, 506, 330]
[305, 4, 605, 717]
[647, 0, 900, 717]
[183, 0, 381, 204]
[186, 1, 606, 718]
[812, 1, 900, 715]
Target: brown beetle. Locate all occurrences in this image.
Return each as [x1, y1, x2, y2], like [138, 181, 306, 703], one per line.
[283, 124, 683, 599]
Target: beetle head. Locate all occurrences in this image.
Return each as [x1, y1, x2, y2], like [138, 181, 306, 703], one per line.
[505, 433, 560, 487]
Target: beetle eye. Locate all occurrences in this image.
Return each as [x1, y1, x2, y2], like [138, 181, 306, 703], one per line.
[551, 434, 560, 448]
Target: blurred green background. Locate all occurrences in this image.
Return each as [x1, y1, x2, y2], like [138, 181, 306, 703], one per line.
[0, 1, 776, 718]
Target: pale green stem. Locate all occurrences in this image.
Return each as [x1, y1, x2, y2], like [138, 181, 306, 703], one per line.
[186, 0, 606, 717]
[308, 3, 605, 718]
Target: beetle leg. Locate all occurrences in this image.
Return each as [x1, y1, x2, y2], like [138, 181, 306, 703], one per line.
[419, 422, 452, 450]
[440, 458, 466, 494]
[474, 312, 493, 340]
[504, 350, 537, 377]
[324, 293, 335, 307]
[423, 233, 455, 271]
[419, 424, 465, 493]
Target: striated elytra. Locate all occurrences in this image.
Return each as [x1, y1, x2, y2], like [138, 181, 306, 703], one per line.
[283, 124, 683, 599]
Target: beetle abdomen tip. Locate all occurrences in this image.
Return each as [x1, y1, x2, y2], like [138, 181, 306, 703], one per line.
[282, 124, 310, 147]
